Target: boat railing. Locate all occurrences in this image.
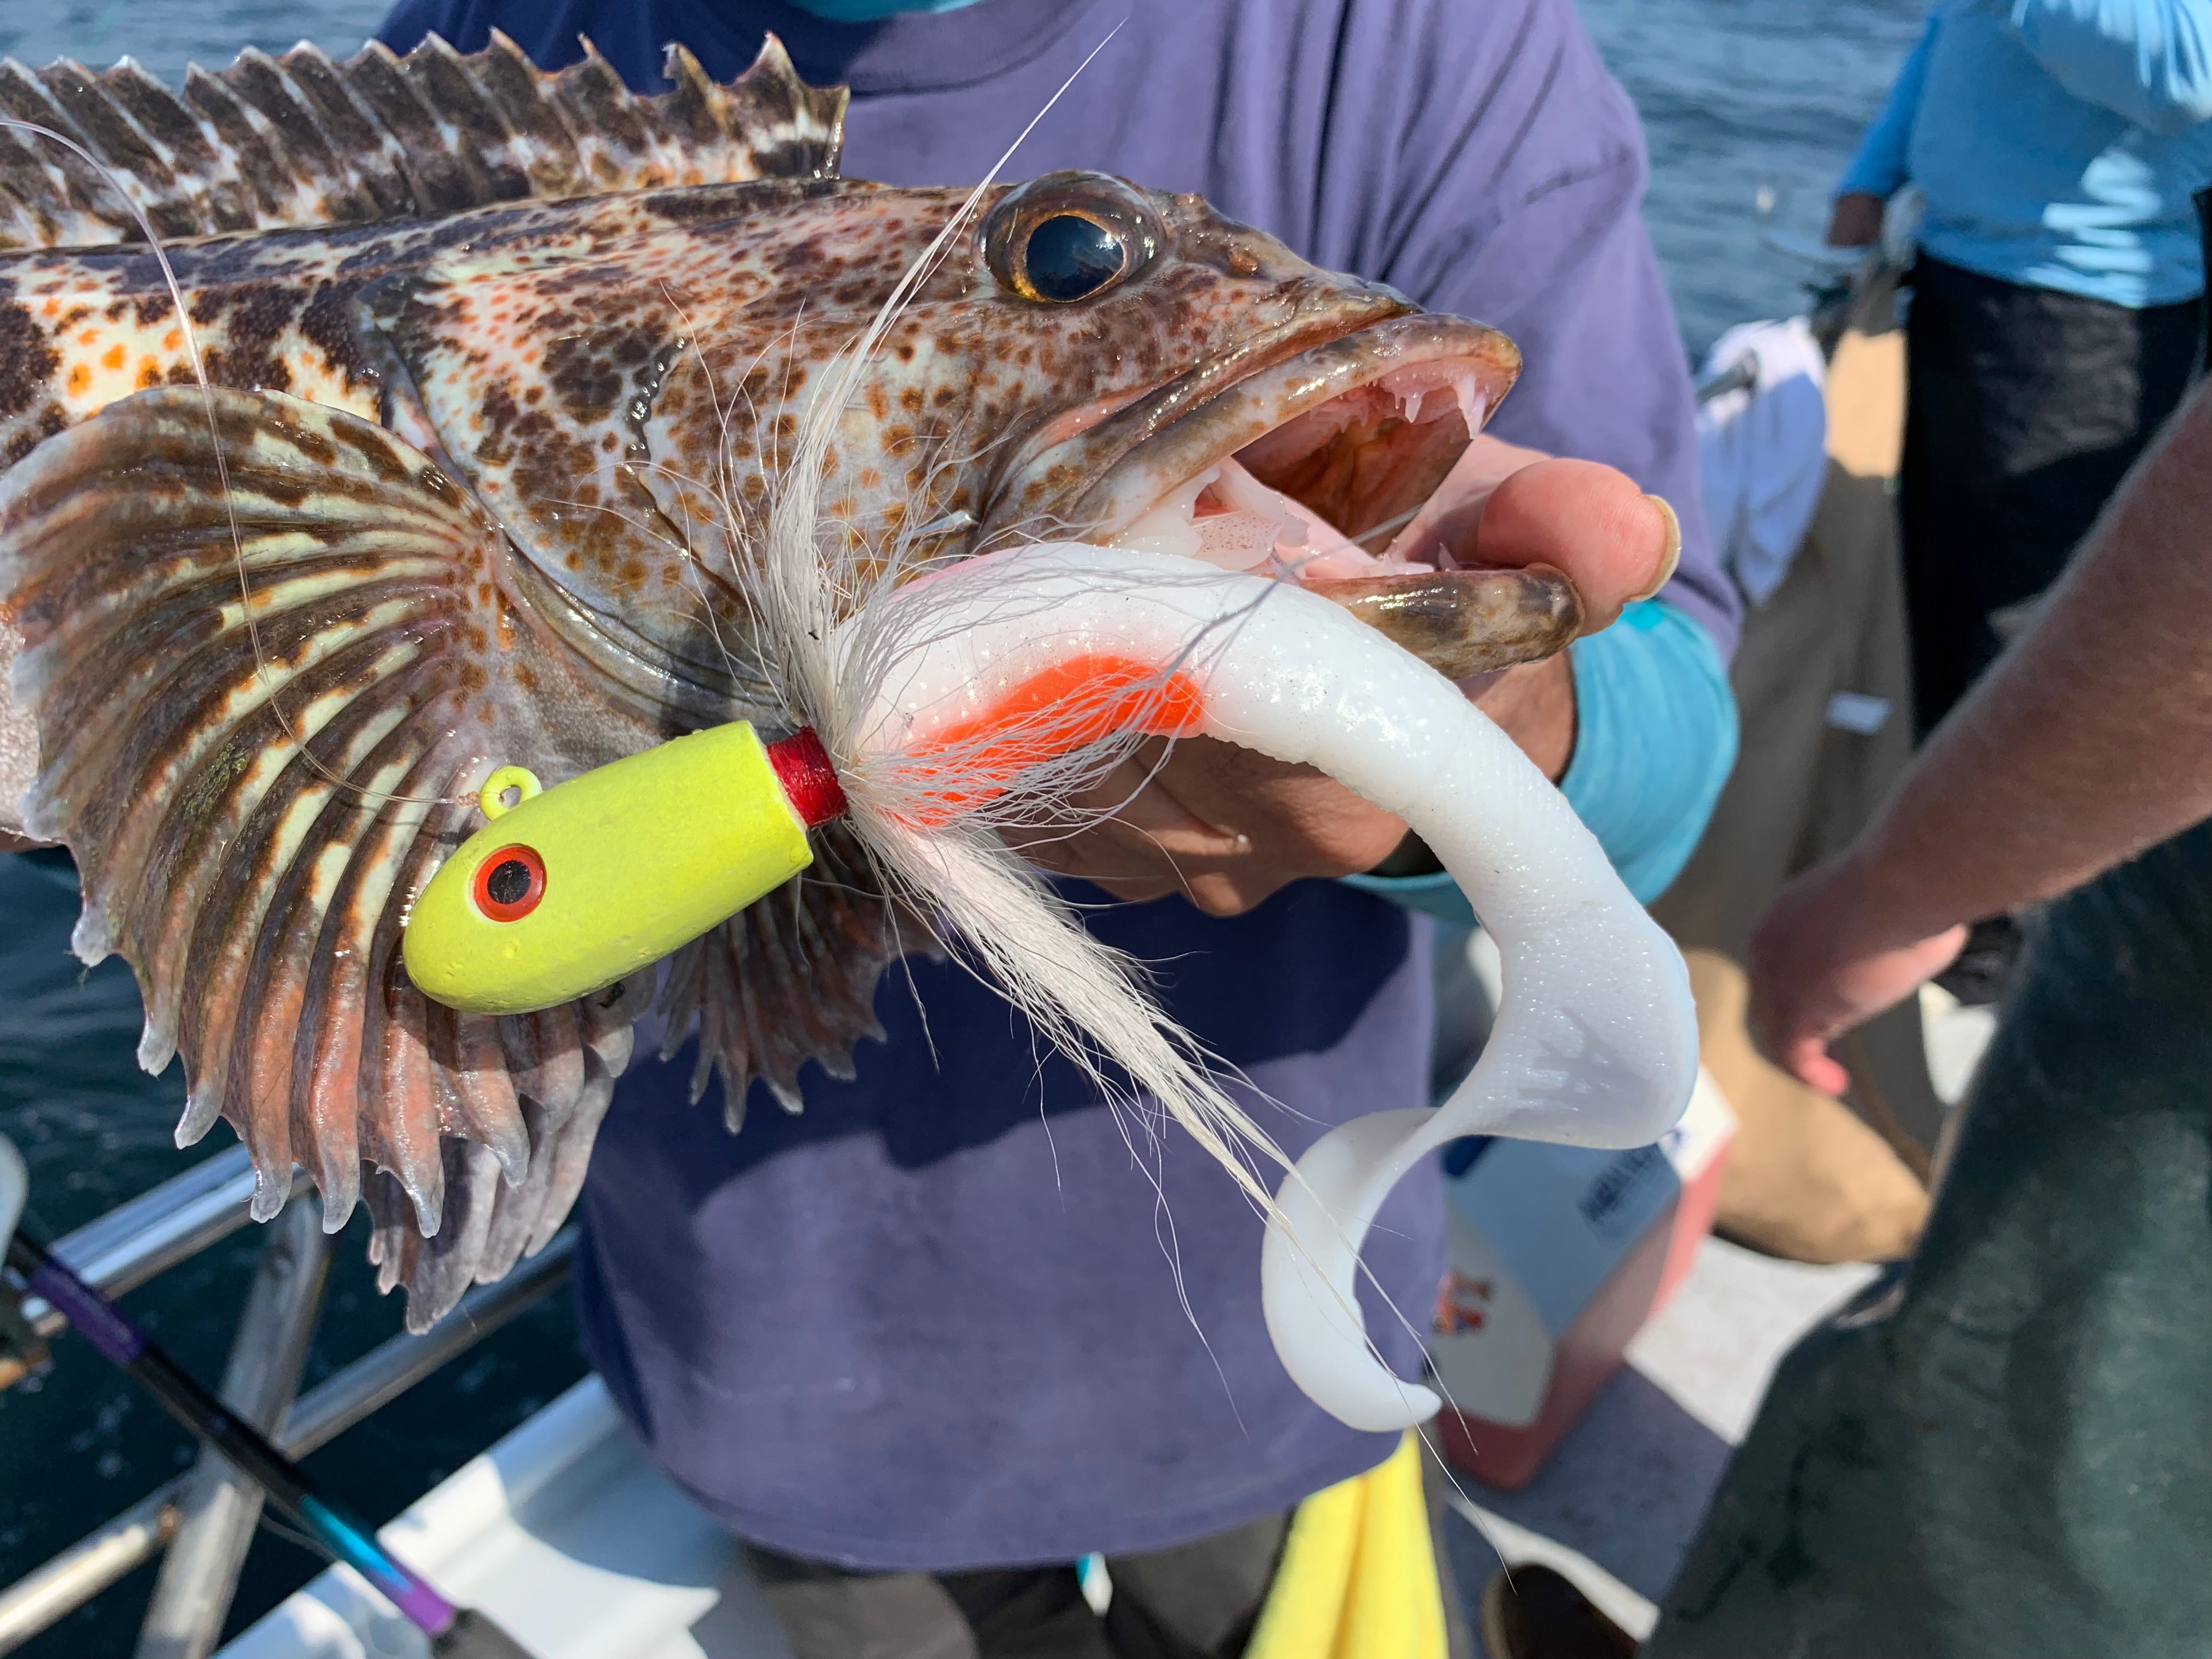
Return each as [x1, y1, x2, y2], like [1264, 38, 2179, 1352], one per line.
[0, 1143, 577, 1657]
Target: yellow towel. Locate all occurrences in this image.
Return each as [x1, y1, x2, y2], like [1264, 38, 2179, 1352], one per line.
[1245, 1432, 1448, 1659]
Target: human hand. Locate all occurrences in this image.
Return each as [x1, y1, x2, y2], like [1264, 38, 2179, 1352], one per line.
[1825, 192, 1886, 250]
[1385, 435, 1680, 637]
[1017, 439, 1677, 915]
[1748, 852, 1969, 1096]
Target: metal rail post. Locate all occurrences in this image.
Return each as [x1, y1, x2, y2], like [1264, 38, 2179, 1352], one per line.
[133, 1192, 329, 1659]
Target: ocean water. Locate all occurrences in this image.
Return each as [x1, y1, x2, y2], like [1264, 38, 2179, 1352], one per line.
[0, 2, 1925, 1652]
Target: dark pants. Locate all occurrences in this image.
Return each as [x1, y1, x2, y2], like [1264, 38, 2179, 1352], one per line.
[1648, 821, 2212, 1658]
[1899, 257, 2198, 735]
[743, 1444, 1479, 1659]
[744, 1514, 1288, 1659]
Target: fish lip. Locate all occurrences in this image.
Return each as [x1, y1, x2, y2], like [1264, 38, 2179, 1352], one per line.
[975, 311, 1522, 550]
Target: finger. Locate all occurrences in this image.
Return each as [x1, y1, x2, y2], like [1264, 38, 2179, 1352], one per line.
[1060, 746, 1248, 856]
[1179, 869, 1272, 918]
[1471, 459, 1676, 630]
[1012, 751, 1227, 898]
[1016, 828, 1188, 902]
[1014, 809, 1190, 897]
[1074, 871, 1184, 904]
[1781, 1036, 1853, 1098]
[1379, 432, 1543, 566]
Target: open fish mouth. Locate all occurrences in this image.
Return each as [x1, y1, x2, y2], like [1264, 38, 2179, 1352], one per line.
[981, 313, 1525, 584]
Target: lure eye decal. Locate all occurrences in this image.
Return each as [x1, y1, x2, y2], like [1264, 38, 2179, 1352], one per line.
[471, 844, 546, 923]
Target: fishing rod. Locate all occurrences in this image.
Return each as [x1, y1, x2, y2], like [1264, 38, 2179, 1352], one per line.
[0, 1163, 534, 1658]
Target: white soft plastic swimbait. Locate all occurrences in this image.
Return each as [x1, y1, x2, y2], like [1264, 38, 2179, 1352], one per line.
[843, 543, 1699, 1432]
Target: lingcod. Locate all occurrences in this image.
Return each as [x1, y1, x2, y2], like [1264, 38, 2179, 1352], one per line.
[0, 32, 1568, 1328]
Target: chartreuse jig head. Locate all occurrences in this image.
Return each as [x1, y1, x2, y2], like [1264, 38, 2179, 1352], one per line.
[403, 724, 847, 1015]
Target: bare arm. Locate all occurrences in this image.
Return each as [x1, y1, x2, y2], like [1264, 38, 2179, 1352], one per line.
[1753, 377, 2212, 1089]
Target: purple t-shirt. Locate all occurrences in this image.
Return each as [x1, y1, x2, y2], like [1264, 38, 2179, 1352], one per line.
[382, 0, 1727, 1570]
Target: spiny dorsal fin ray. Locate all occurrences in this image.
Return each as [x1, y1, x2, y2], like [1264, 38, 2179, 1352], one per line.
[0, 31, 845, 252]
[0, 386, 909, 1330]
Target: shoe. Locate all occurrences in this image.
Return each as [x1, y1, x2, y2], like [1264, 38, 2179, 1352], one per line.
[1477, 1565, 1636, 1659]
[1931, 914, 2022, 1009]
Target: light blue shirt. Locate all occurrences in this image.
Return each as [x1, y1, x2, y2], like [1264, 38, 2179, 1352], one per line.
[1839, 0, 2212, 307]
[1346, 599, 1739, 919]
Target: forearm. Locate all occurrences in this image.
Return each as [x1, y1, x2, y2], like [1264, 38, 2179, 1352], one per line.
[1849, 381, 2212, 939]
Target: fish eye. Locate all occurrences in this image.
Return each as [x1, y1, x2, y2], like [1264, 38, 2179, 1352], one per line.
[984, 173, 1159, 306]
[1023, 213, 1126, 302]
[472, 844, 546, 923]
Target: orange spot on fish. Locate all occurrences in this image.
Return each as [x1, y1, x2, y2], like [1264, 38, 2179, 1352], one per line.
[165, 328, 182, 350]
[77, 329, 98, 346]
[65, 364, 90, 397]
[101, 343, 125, 371]
[896, 654, 1207, 828]
[138, 358, 161, 389]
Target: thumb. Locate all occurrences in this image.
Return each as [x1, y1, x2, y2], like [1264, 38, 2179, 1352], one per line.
[1476, 459, 1679, 630]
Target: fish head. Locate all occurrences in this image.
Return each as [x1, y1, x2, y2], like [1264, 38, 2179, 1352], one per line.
[944, 172, 1522, 567]
[368, 170, 1519, 715]
[647, 167, 1523, 570]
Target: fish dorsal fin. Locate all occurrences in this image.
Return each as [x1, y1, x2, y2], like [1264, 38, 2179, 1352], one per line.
[0, 31, 845, 251]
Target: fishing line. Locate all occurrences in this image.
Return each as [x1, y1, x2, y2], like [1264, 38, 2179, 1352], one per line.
[0, 119, 466, 812]
[1349, 499, 1429, 549]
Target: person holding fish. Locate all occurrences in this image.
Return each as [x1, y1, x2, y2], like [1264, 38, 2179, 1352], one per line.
[363, 2, 1736, 1655]
[0, 0, 1734, 1654]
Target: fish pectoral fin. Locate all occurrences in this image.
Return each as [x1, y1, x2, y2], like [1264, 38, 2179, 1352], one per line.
[0, 385, 651, 1324]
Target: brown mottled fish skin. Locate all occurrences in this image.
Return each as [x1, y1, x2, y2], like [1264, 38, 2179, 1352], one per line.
[1305, 567, 1584, 680]
[0, 33, 1542, 1329]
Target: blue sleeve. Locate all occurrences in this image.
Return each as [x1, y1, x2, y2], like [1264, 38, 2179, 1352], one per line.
[1995, 0, 2212, 131]
[1838, 14, 1940, 198]
[1344, 601, 1739, 924]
